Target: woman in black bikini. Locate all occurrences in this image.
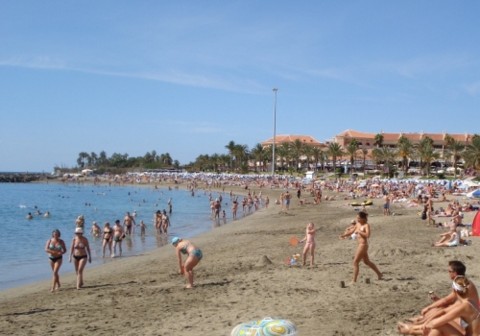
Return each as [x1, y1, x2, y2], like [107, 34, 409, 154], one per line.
[45, 229, 67, 292]
[69, 227, 91, 290]
[102, 222, 113, 258]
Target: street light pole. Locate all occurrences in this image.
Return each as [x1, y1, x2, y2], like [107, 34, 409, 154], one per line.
[272, 88, 278, 176]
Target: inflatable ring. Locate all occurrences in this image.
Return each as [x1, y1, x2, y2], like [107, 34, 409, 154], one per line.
[231, 317, 297, 336]
[262, 319, 297, 335]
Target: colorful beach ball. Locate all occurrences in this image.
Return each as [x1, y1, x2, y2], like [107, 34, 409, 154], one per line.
[231, 317, 297, 336]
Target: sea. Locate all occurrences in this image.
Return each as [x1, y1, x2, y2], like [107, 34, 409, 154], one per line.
[0, 182, 222, 291]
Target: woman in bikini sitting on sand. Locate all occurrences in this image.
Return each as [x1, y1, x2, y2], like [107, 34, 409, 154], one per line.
[351, 211, 382, 283]
[171, 237, 203, 289]
[299, 222, 316, 267]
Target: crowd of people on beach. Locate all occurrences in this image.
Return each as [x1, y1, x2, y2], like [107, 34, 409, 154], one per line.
[42, 181, 275, 292]
[43, 172, 480, 334]
[45, 211, 148, 291]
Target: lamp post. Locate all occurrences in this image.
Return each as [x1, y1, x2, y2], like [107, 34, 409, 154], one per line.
[272, 88, 278, 176]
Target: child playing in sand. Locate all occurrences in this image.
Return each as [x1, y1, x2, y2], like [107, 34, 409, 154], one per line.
[299, 222, 316, 267]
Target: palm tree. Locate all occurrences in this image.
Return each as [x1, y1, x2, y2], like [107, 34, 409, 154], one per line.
[160, 153, 173, 166]
[225, 141, 237, 171]
[361, 146, 369, 175]
[444, 134, 465, 178]
[250, 143, 266, 172]
[310, 146, 322, 171]
[233, 144, 249, 172]
[345, 139, 359, 175]
[416, 137, 439, 176]
[98, 151, 108, 167]
[464, 135, 480, 171]
[291, 139, 305, 172]
[77, 152, 90, 168]
[303, 145, 313, 171]
[89, 152, 98, 167]
[397, 136, 414, 174]
[277, 143, 292, 171]
[327, 142, 344, 175]
[374, 133, 384, 148]
[372, 146, 397, 177]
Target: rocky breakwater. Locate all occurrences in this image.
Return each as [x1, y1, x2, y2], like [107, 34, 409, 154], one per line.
[0, 172, 50, 183]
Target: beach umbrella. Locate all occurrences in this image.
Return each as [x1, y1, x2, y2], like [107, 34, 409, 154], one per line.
[467, 189, 480, 199]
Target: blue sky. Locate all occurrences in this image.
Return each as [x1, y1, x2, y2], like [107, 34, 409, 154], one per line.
[1, 1, 479, 172]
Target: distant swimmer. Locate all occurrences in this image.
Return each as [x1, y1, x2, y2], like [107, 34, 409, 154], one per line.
[43, 211, 51, 218]
[26, 212, 33, 220]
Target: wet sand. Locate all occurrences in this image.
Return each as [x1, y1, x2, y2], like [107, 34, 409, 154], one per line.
[1, 185, 479, 335]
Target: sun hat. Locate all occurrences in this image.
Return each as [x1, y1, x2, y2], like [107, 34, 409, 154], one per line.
[171, 237, 181, 245]
[75, 227, 84, 234]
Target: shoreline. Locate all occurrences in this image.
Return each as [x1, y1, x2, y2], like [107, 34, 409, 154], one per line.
[0, 181, 259, 292]
[1, 182, 479, 335]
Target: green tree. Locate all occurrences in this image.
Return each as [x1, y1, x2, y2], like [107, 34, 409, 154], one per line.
[233, 144, 249, 172]
[444, 134, 465, 178]
[374, 133, 384, 148]
[310, 146, 322, 171]
[277, 143, 292, 171]
[345, 139, 359, 175]
[360, 146, 368, 175]
[250, 143, 266, 172]
[291, 139, 305, 172]
[416, 137, 439, 176]
[98, 151, 108, 167]
[397, 136, 414, 174]
[225, 141, 237, 170]
[464, 135, 480, 171]
[110, 153, 129, 168]
[327, 142, 344, 175]
[372, 146, 397, 177]
[77, 152, 90, 168]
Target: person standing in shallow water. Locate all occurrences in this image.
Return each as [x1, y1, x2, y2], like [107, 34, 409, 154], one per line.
[351, 211, 382, 283]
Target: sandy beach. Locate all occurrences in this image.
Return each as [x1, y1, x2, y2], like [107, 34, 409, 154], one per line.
[1, 183, 479, 336]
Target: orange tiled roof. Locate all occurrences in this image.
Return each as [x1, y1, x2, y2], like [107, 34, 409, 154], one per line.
[261, 134, 323, 146]
[337, 129, 375, 138]
[339, 130, 474, 144]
